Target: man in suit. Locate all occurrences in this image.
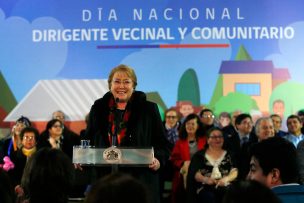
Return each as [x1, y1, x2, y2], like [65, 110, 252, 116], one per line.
[224, 113, 257, 180]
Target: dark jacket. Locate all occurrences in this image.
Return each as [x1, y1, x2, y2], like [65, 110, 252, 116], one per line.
[85, 91, 170, 203]
[8, 148, 28, 187]
[223, 125, 257, 180]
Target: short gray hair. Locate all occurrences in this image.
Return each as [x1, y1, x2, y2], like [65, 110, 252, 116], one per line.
[255, 117, 273, 135]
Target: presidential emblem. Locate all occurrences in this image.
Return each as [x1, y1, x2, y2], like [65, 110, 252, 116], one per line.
[103, 147, 122, 163]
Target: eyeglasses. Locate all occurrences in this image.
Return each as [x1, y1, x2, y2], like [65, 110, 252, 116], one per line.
[209, 135, 223, 139]
[240, 121, 253, 126]
[23, 136, 35, 141]
[112, 79, 133, 86]
[202, 115, 215, 119]
[52, 125, 62, 128]
[166, 116, 177, 119]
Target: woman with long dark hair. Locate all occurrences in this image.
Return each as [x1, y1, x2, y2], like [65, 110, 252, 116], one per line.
[170, 113, 207, 203]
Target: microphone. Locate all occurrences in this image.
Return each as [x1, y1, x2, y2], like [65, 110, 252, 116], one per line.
[112, 97, 120, 146]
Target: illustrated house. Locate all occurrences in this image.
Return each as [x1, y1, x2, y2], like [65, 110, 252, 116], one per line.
[4, 79, 109, 133]
[219, 60, 290, 113]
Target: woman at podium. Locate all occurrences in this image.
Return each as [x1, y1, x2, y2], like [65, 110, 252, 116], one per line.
[85, 64, 170, 203]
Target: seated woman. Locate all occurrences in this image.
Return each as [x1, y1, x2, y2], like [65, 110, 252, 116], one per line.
[9, 127, 39, 187]
[187, 127, 238, 203]
[170, 113, 207, 203]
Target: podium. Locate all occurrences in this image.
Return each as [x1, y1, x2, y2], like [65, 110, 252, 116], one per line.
[72, 145, 154, 167]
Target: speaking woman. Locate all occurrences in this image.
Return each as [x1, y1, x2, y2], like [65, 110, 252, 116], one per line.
[85, 64, 170, 203]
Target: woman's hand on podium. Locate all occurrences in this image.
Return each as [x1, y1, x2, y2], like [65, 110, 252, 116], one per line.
[149, 157, 160, 171]
[74, 163, 83, 171]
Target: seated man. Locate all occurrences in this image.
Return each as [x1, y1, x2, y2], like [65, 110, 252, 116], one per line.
[254, 117, 275, 142]
[270, 114, 287, 137]
[285, 115, 303, 147]
[225, 113, 257, 179]
[247, 136, 304, 203]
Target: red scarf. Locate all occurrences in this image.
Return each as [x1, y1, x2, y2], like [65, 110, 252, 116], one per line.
[108, 97, 131, 145]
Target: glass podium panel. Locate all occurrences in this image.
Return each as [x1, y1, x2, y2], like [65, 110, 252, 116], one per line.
[73, 146, 154, 166]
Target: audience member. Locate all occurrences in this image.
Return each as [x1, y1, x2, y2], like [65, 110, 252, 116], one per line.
[222, 180, 282, 203]
[284, 115, 304, 147]
[20, 148, 75, 203]
[247, 136, 304, 203]
[1, 116, 31, 160]
[51, 110, 80, 146]
[38, 119, 88, 197]
[255, 117, 275, 142]
[163, 108, 181, 150]
[85, 172, 151, 203]
[170, 113, 206, 203]
[270, 114, 287, 137]
[222, 110, 242, 147]
[9, 127, 39, 187]
[37, 119, 76, 158]
[52, 110, 79, 137]
[160, 107, 181, 202]
[297, 109, 304, 134]
[187, 127, 237, 203]
[225, 113, 257, 179]
[199, 109, 216, 135]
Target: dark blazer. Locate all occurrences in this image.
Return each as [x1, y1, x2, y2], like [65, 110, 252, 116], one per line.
[223, 126, 257, 180]
[85, 91, 170, 203]
[8, 149, 28, 187]
[297, 140, 304, 184]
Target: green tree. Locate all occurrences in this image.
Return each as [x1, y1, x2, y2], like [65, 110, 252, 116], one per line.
[235, 45, 252, 61]
[177, 68, 200, 106]
[214, 92, 259, 115]
[0, 71, 17, 112]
